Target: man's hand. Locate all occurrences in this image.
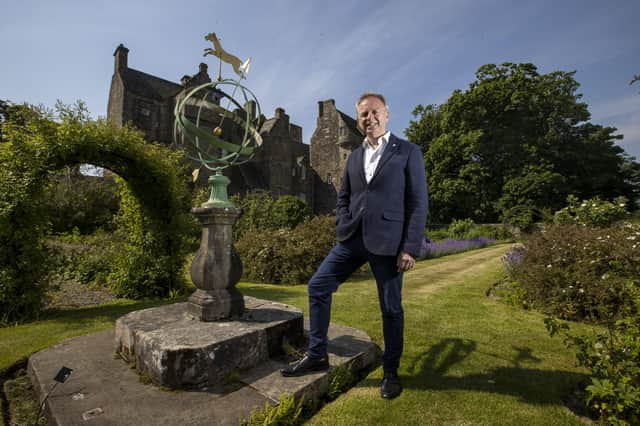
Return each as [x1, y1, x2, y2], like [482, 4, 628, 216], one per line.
[396, 251, 416, 272]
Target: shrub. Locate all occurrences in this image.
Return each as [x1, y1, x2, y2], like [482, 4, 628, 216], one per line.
[507, 221, 640, 424]
[425, 227, 450, 241]
[448, 218, 475, 239]
[465, 223, 513, 241]
[236, 216, 335, 284]
[107, 175, 190, 298]
[43, 172, 119, 234]
[554, 195, 629, 227]
[232, 192, 310, 240]
[546, 312, 640, 425]
[427, 222, 513, 242]
[47, 231, 119, 287]
[271, 195, 311, 230]
[511, 223, 640, 322]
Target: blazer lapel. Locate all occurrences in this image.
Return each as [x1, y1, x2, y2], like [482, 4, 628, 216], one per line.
[352, 146, 367, 185]
[370, 134, 399, 184]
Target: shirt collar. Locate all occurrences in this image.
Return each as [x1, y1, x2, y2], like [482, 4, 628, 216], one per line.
[362, 131, 391, 150]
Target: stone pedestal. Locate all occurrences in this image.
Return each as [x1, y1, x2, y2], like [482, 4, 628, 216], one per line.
[189, 206, 244, 321]
[115, 297, 305, 390]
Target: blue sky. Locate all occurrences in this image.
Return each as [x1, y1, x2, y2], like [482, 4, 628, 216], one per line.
[2, 0, 639, 158]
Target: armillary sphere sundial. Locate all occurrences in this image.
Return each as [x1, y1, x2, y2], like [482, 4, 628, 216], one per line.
[173, 32, 263, 208]
[172, 32, 266, 321]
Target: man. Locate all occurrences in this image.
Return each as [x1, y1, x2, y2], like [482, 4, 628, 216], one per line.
[281, 93, 428, 400]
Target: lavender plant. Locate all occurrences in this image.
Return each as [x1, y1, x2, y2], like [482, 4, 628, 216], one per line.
[419, 236, 496, 259]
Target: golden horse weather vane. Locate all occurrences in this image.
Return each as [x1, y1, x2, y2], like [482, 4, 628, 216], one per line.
[203, 32, 251, 80]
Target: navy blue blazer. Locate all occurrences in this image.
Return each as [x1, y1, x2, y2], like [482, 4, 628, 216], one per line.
[336, 134, 428, 257]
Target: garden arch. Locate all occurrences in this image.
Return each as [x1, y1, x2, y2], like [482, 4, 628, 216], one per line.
[1, 114, 192, 323]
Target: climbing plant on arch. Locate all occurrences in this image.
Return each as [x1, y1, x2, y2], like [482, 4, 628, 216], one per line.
[0, 103, 193, 324]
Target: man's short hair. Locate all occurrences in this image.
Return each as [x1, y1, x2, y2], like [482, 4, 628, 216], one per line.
[356, 92, 388, 110]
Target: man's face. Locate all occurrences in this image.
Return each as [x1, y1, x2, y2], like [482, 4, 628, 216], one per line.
[357, 96, 389, 140]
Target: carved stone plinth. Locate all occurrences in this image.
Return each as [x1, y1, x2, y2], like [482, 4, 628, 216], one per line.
[114, 298, 305, 390]
[189, 206, 244, 320]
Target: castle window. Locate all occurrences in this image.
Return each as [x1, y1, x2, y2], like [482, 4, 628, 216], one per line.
[292, 168, 296, 177]
[343, 153, 347, 160]
[301, 165, 306, 180]
[340, 126, 346, 136]
[327, 173, 333, 185]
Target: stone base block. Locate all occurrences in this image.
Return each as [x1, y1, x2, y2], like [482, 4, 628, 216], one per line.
[114, 296, 304, 389]
[187, 288, 245, 321]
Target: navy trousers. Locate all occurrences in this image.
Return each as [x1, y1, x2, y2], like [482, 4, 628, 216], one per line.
[307, 229, 404, 374]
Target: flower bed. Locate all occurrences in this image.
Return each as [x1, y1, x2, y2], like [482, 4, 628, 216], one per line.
[420, 236, 496, 259]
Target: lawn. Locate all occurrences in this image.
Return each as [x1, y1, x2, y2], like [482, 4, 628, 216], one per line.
[0, 243, 594, 425]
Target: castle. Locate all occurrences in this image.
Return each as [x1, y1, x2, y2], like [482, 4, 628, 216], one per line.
[107, 44, 363, 214]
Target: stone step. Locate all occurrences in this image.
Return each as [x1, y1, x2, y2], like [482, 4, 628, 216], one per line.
[114, 297, 305, 390]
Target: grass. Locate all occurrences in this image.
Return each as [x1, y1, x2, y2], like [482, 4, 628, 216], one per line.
[3, 370, 46, 426]
[243, 244, 593, 425]
[0, 244, 594, 425]
[0, 299, 173, 372]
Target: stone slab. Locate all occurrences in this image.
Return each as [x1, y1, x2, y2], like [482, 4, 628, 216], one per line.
[115, 297, 304, 389]
[28, 330, 270, 426]
[29, 311, 381, 425]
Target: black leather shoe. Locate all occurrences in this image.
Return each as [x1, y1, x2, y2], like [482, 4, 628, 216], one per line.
[280, 354, 329, 377]
[381, 374, 402, 399]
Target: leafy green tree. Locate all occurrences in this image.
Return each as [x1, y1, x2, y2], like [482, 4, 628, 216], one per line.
[406, 63, 639, 223]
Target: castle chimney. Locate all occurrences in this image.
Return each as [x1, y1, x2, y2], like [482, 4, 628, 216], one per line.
[275, 107, 289, 127]
[318, 99, 335, 117]
[245, 100, 257, 121]
[113, 44, 129, 73]
[199, 63, 208, 74]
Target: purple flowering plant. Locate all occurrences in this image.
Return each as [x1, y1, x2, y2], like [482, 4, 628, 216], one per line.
[419, 236, 496, 259]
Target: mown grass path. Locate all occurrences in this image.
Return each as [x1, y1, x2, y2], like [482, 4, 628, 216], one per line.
[244, 244, 590, 425]
[0, 244, 591, 425]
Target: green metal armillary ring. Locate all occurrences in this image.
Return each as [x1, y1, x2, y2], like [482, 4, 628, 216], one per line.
[173, 78, 263, 208]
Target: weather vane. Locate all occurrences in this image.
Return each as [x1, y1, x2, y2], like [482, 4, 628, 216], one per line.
[174, 32, 263, 208]
[203, 33, 251, 81]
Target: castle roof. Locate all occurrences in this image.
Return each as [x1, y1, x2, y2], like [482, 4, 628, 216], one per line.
[120, 68, 183, 101]
[260, 117, 278, 134]
[337, 110, 362, 137]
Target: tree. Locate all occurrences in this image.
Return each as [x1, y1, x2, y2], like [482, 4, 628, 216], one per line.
[406, 63, 639, 223]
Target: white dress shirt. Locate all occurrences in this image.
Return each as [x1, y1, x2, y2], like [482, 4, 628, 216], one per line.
[363, 131, 390, 184]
